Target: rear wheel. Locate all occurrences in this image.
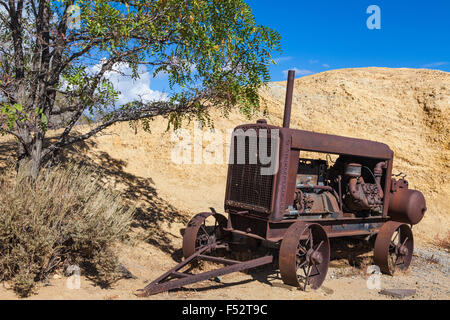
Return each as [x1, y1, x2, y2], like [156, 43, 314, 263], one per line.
[279, 222, 330, 290]
[374, 221, 414, 275]
[182, 212, 228, 258]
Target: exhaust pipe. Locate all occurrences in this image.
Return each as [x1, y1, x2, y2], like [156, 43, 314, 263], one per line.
[283, 70, 295, 128]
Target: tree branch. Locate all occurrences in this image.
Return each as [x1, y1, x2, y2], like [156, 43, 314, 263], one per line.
[8, 0, 24, 80]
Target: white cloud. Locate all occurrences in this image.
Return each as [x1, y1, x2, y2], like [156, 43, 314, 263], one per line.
[422, 62, 447, 68]
[282, 68, 314, 77]
[322, 64, 330, 68]
[308, 59, 319, 64]
[273, 56, 292, 64]
[92, 60, 168, 105]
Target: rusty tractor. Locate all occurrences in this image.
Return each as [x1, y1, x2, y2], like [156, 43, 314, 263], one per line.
[136, 70, 426, 296]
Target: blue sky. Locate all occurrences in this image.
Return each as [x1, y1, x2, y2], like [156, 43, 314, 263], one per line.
[133, 0, 449, 99]
[247, 0, 450, 81]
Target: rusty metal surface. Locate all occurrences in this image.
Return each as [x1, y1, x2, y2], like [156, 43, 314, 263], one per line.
[374, 221, 414, 275]
[227, 213, 267, 239]
[136, 246, 273, 297]
[279, 222, 330, 290]
[182, 212, 228, 258]
[225, 126, 278, 215]
[290, 130, 394, 160]
[391, 178, 409, 192]
[282, 70, 295, 128]
[388, 188, 426, 225]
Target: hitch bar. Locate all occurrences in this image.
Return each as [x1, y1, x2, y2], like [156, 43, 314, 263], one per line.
[135, 244, 273, 297]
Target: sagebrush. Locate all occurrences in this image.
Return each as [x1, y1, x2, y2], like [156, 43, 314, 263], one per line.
[0, 164, 134, 297]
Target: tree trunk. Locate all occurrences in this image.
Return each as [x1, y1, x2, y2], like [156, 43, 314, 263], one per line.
[16, 135, 44, 179]
[29, 136, 43, 179]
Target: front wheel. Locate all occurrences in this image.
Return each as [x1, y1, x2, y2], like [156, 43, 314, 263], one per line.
[182, 212, 228, 258]
[279, 222, 330, 290]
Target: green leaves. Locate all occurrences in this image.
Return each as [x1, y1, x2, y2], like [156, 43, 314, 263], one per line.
[1, 0, 280, 160]
[0, 103, 28, 134]
[79, 1, 280, 122]
[35, 108, 48, 131]
[141, 0, 280, 128]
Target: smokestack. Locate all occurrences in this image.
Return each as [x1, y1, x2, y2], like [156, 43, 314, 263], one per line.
[283, 70, 295, 128]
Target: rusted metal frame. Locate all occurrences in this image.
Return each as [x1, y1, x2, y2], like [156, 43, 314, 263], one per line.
[326, 229, 377, 238]
[212, 243, 229, 250]
[226, 213, 387, 243]
[225, 228, 268, 241]
[270, 216, 388, 226]
[337, 175, 343, 212]
[285, 148, 300, 211]
[290, 130, 393, 160]
[225, 200, 270, 214]
[382, 159, 393, 218]
[138, 255, 273, 296]
[270, 136, 281, 215]
[266, 216, 386, 241]
[146, 245, 211, 287]
[224, 157, 233, 217]
[171, 271, 190, 278]
[198, 255, 240, 265]
[271, 129, 292, 222]
[266, 228, 378, 243]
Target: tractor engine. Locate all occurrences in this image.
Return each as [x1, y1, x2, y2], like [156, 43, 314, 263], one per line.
[342, 162, 385, 214]
[289, 159, 341, 218]
[289, 158, 388, 218]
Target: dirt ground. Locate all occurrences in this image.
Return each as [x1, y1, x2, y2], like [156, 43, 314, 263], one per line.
[1, 237, 448, 300]
[0, 67, 448, 300]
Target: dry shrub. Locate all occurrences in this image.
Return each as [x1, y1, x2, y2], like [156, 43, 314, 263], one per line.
[0, 164, 134, 297]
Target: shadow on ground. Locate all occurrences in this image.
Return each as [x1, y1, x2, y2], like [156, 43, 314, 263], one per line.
[64, 140, 189, 255]
[165, 237, 375, 294]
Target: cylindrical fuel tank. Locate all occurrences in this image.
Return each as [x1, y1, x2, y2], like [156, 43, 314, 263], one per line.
[388, 189, 426, 225]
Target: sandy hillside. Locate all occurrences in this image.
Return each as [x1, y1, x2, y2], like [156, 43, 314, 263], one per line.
[0, 67, 449, 300]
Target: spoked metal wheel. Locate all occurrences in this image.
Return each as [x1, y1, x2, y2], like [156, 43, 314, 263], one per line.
[374, 221, 414, 275]
[182, 212, 228, 258]
[279, 222, 330, 290]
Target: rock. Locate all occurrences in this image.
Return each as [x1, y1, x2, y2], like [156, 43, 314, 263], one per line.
[379, 289, 416, 299]
[321, 286, 334, 295]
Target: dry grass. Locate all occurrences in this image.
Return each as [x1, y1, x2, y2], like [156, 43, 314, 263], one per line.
[0, 164, 135, 297]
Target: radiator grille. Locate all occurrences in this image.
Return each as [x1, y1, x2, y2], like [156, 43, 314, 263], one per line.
[227, 129, 277, 213]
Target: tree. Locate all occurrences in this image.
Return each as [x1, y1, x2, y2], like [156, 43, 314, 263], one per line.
[0, 0, 280, 178]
